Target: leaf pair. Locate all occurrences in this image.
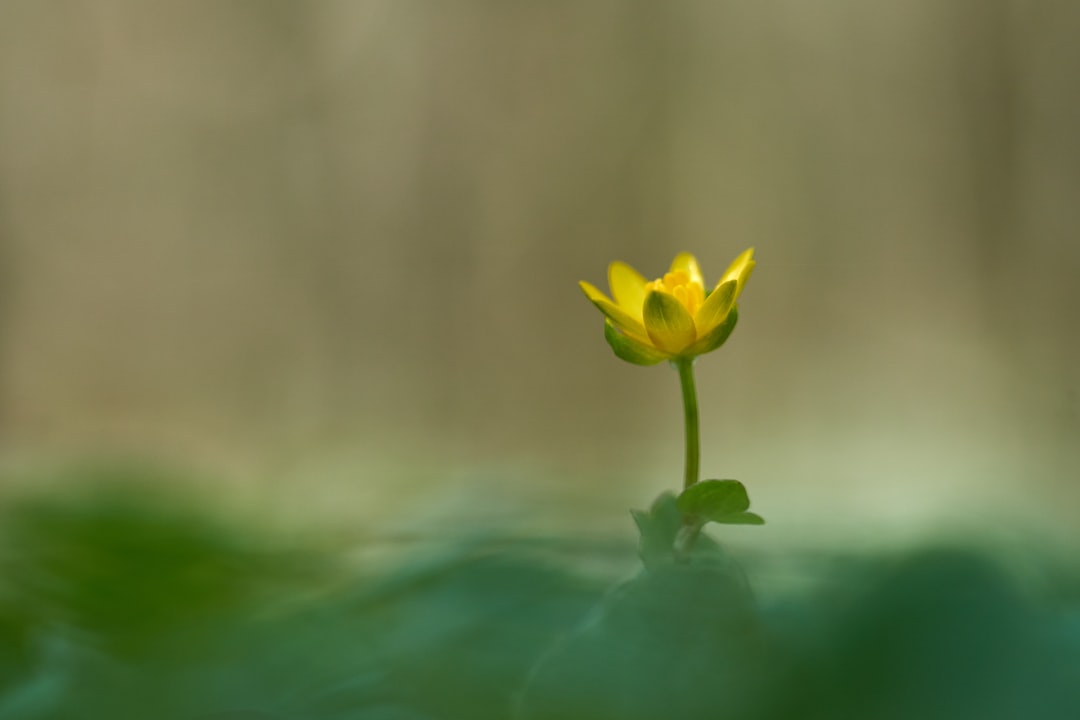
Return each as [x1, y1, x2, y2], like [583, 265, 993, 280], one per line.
[631, 480, 763, 570]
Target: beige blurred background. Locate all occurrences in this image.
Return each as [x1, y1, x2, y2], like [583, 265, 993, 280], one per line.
[0, 1, 1077, 544]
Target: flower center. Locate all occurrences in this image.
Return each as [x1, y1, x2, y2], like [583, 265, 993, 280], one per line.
[646, 270, 705, 317]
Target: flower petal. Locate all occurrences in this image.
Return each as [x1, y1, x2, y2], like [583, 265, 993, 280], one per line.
[607, 261, 648, 321]
[604, 319, 669, 365]
[694, 279, 737, 337]
[643, 290, 697, 354]
[686, 305, 738, 357]
[668, 252, 704, 288]
[579, 281, 648, 338]
[718, 247, 756, 300]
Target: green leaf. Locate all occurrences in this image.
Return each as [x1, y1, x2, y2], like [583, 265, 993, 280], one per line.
[631, 492, 682, 568]
[678, 479, 749, 516]
[604, 319, 668, 366]
[716, 511, 765, 525]
[677, 479, 764, 526]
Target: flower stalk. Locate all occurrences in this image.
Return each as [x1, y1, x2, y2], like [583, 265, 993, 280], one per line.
[676, 358, 699, 491]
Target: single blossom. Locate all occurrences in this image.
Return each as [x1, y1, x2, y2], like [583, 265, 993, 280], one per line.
[579, 249, 755, 365]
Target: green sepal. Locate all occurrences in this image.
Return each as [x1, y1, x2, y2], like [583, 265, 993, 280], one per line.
[604, 319, 667, 366]
[685, 305, 739, 357]
[676, 479, 765, 526]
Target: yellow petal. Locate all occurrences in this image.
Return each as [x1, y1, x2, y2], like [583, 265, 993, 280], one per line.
[579, 280, 648, 339]
[668, 252, 704, 288]
[607, 261, 648, 322]
[604, 319, 670, 365]
[643, 290, 697, 354]
[686, 305, 738, 357]
[694, 279, 737, 337]
[718, 248, 755, 300]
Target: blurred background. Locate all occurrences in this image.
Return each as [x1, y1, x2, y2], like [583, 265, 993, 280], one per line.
[0, 0, 1077, 548]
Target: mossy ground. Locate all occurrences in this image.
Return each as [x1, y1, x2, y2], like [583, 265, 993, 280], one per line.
[0, 467, 1076, 719]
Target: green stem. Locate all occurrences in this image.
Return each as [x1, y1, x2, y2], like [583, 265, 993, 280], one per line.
[676, 358, 700, 491]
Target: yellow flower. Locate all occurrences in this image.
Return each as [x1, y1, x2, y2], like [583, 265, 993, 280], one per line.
[579, 249, 755, 365]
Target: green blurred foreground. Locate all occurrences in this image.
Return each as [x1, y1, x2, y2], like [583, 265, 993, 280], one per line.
[0, 466, 1077, 719]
